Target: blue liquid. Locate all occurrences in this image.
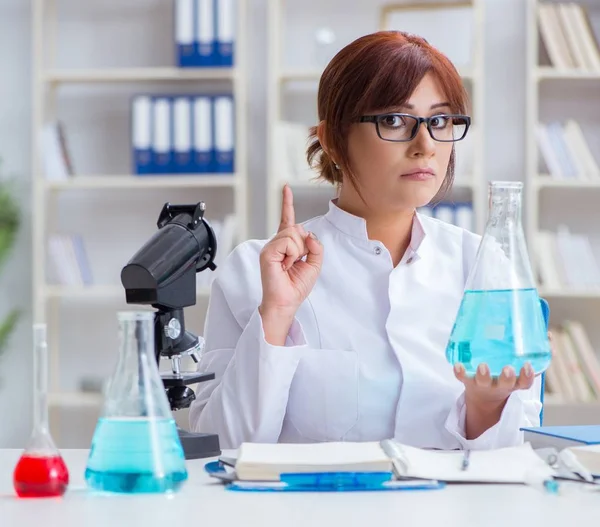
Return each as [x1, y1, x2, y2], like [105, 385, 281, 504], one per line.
[85, 417, 187, 494]
[446, 288, 552, 376]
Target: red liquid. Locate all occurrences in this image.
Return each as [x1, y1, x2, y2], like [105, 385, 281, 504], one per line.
[13, 454, 69, 498]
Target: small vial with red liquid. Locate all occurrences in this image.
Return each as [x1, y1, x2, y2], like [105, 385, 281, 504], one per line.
[13, 324, 69, 498]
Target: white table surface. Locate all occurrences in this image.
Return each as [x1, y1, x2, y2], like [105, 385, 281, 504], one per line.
[1, 448, 600, 527]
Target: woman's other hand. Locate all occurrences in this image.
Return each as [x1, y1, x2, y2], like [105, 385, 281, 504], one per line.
[258, 185, 324, 345]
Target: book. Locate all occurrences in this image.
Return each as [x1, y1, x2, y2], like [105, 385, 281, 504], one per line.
[522, 425, 600, 449]
[233, 440, 553, 484]
[235, 442, 391, 481]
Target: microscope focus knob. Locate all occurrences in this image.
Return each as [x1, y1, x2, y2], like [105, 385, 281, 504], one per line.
[164, 318, 182, 340]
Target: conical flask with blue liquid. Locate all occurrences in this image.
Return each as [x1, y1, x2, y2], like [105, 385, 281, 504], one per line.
[446, 181, 552, 376]
[85, 311, 188, 493]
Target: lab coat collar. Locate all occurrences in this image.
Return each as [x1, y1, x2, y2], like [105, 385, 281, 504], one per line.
[325, 199, 427, 256]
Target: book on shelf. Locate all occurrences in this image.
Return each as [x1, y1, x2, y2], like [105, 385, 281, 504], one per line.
[544, 320, 600, 403]
[419, 202, 474, 232]
[48, 233, 93, 287]
[41, 121, 74, 181]
[175, 0, 235, 68]
[534, 227, 600, 289]
[273, 121, 320, 184]
[537, 2, 600, 70]
[132, 93, 235, 175]
[47, 217, 236, 293]
[536, 120, 600, 181]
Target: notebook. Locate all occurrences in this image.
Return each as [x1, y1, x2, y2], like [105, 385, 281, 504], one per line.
[234, 440, 554, 484]
[235, 442, 392, 481]
[521, 426, 600, 449]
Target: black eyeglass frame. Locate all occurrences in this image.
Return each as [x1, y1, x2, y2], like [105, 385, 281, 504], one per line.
[359, 113, 471, 143]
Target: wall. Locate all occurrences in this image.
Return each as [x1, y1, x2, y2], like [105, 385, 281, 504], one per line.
[0, 0, 33, 447]
[0, 0, 550, 446]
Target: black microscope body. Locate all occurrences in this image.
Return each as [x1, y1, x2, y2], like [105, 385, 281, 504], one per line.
[120, 202, 221, 460]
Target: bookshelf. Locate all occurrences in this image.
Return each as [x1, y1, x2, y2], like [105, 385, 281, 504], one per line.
[266, 0, 486, 236]
[526, 0, 600, 419]
[31, 0, 248, 440]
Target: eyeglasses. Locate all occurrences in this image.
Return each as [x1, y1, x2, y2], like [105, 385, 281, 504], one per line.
[359, 113, 471, 143]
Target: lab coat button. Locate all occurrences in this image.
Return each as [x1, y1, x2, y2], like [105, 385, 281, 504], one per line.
[407, 257, 414, 264]
[374, 246, 382, 255]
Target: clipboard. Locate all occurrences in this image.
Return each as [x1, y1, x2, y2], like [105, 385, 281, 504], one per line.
[204, 459, 446, 493]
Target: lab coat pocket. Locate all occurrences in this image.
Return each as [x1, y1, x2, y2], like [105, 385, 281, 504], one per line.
[286, 348, 359, 441]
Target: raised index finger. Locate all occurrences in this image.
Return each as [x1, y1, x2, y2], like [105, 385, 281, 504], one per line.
[279, 184, 295, 231]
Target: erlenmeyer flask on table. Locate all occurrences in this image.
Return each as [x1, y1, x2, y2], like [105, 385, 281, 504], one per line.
[13, 324, 69, 498]
[445, 181, 552, 377]
[85, 311, 188, 494]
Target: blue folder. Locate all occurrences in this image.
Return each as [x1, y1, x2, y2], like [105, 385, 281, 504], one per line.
[204, 460, 445, 493]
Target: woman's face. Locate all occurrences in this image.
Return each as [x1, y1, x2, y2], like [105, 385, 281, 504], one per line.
[345, 73, 455, 212]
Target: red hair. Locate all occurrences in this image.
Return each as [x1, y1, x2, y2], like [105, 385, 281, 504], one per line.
[307, 31, 470, 200]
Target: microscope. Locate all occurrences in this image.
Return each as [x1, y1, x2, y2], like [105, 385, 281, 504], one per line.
[120, 201, 221, 460]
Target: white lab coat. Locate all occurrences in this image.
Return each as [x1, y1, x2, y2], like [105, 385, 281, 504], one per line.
[188, 200, 542, 450]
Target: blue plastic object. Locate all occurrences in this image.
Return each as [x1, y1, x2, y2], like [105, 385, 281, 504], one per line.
[204, 461, 445, 493]
[539, 298, 550, 425]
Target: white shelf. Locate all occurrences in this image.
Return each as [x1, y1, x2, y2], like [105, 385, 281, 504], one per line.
[44, 67, 237, 84]
[538, 288, 600, 299]
[543, 401, 600, 426]
[536, 67, 600, 80]
[45, 175, 239, 190]
[49, 392, 103, 408]
[281, 178, 478, 192]
[32, 1, 249, 444]
[278, 66, 474, 83]
[534, 176, 600, 189]
[44, 284, 212, 299]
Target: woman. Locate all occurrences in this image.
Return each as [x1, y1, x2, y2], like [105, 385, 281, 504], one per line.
[188, 31, 543, 450]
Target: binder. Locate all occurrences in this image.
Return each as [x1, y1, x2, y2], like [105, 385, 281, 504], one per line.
[454, 202, 473, 231]
[195, 0, 217, 66]
[173, 96, 194, 173]
[213, 95, 235, 173]
[175, 0, 196, 67]
[432, 203, 455, 225]
[215, 0, 235, 66]
[151, 97, 173, 174]
[132, 95, 152, 174]
[193, 96, 213, 173]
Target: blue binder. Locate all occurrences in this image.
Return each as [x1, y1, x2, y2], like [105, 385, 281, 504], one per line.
[192, 95, 213, 173]
[172, 96, 195, 174]
[131, 95, 152, 175]
[215, 0, 235, 66]
[195, 0, 218, 66]
[151, 97, 174, 174]
[212, 94, 235, 173]
[175, 0, 196, 67]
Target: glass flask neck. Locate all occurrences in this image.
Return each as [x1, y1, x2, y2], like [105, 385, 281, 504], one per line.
[102, 311, 172, 420]
[33, 324, 50, 434]
[488, 181, 523, 227]
[119, 311, 155, 365]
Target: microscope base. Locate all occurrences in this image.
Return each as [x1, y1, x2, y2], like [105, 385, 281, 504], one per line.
[178, 428, 221, 460]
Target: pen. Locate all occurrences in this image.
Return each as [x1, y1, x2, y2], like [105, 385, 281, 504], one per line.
[461, 449, 470, 471]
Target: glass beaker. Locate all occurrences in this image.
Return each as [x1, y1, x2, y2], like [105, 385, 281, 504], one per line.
[13, 324, 69, 498]
[85, 311, 188, 494]
[446, 181, 552, 376]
